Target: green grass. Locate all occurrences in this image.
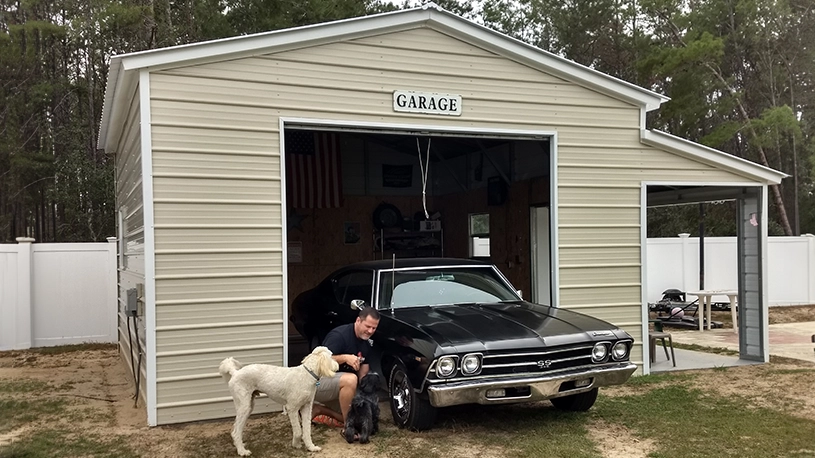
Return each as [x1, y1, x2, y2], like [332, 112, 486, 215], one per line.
[0, 429, 139, 458]
[765, 368, 815, 375]
[3, 351, 814, 458]
[624, 372, 696, 386]
[452, 404, 602, 458]
[0, 380, 55, 394]
[24, 343, 116, 355]
[673, 342, 740, 356]
[180, 416, 334, 458]
[0, 399, 68, 434]
[594, 386, 815, 458]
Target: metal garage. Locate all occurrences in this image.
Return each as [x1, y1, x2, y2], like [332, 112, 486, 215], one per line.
[97, 4, 785, 425]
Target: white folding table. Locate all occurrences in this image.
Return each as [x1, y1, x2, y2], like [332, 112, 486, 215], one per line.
[685, 290, 738, 333]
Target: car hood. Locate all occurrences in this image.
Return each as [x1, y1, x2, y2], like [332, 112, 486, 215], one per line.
[388, 302, 624, 354]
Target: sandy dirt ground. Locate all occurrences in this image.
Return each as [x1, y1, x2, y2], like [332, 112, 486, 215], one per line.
[1, 305, 813, 458]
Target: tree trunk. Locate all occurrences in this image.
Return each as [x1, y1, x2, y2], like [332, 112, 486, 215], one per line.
[660, 13, 794, 235]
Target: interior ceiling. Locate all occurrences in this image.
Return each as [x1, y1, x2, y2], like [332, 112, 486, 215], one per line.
[293, 127, 549, 162]
[348, 132, 520, 162]
[647, 185, 761, 207]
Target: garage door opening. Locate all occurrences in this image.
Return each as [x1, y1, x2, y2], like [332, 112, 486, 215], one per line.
[282, 125, 554, 364]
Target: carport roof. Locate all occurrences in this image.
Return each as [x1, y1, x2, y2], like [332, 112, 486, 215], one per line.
[642, 130, 786, 185]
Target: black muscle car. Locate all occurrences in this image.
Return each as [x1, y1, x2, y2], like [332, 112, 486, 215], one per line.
[290, 258, 636, 431]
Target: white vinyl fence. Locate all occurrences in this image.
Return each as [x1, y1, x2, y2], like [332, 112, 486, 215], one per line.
[2, 235, 812, 351]
[1, 238, 118, 351]
[647, 234, 815, 306]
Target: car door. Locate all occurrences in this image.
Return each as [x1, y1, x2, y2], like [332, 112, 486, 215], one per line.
[329, 269, 375, 328]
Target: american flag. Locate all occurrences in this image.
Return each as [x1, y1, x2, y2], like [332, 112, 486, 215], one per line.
[285, 131, 343, 208]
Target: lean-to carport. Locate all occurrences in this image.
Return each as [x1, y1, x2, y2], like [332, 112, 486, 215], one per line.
[640, 131, 787, 372]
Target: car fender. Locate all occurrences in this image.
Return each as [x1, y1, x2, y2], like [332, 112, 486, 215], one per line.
[373, 338, 433, 393]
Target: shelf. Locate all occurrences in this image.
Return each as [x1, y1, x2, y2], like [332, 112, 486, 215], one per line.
[374, 228, 443, 259]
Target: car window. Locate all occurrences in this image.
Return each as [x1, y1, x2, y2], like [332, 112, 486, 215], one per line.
[378, 267, 519, 309]
[391, 281, 503, 307]
[333, 271, 373, 306]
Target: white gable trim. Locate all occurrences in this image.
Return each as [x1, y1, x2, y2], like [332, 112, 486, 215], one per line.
[641, 130, 786, 185]
[98, 4, 668, 151]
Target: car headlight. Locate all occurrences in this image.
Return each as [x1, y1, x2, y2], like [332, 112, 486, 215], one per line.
[611, 341, 629, 360]
[461, 353, 481, 375]
[592, 342, 609, 362]
[436, 356, 457, 377]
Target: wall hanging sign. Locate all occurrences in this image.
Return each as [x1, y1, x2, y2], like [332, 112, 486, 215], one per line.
[287, 241, 303, 263]
[382, 164, 413, 188]
[393, 90, 462, 116]
[344, 222, 361, 245]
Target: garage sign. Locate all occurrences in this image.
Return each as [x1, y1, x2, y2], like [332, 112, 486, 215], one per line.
[393, 90, 462, 116]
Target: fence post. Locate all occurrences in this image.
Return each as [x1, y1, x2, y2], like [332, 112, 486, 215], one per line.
[805, 234, 815, 304]
[15, 237, 35, 350]
[678, 233, 690, 293]
[107, 237, 119, 341]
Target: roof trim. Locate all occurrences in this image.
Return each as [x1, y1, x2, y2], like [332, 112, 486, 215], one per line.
[97, 4, 668, 151]
[641, 130, 787, 184]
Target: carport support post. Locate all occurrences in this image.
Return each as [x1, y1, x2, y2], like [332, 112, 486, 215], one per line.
[15, 237, 34, 350]
[806, 234, 815, 304]
[699, 204, 705, 290]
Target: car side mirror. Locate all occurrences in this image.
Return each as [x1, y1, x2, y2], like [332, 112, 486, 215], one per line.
[350, 299, 366, 310]
[516, 289, 523, 299]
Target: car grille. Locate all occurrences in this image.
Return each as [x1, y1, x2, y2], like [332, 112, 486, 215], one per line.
[479, 345, 595, 376]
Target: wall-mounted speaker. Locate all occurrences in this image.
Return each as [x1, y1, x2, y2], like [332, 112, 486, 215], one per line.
[487, 176, 507, 206]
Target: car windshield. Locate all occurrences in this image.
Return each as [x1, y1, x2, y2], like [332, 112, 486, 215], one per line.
[377, 266, 520, 309]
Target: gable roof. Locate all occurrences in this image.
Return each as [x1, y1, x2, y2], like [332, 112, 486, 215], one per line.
[96, 3, 785, 186]
[97, 3, 668, 151]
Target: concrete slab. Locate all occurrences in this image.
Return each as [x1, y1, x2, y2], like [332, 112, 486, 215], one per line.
[651, 348, 760, 373]
[650, 320, 815, 373]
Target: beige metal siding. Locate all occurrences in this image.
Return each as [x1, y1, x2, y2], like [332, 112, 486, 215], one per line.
[147, 27, 755, 422]
[115, 82, 147, 403]
[149, 70, 284, 423]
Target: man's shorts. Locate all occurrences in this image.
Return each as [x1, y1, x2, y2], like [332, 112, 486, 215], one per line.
[314, 373, 342, 404]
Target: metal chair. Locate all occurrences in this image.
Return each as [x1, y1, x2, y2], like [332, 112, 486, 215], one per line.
[649, 321, 676, 367]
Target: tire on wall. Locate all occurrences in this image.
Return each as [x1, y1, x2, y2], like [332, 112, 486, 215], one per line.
[549, 388, 598, 412]
[388, 361, 437, 431]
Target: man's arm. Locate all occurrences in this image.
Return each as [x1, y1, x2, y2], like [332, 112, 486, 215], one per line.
[323, 329, 362, 371]
[358, 363, 370, 378]
[331, 354, 362, 371]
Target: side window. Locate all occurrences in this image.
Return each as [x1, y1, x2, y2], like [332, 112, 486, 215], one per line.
[469, 213, 490, 259]
[332, 271, 373, 306]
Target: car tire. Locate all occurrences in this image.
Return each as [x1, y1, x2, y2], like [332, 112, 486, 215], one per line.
[550, 388, 598, 412]
[388, 361, 436, 431]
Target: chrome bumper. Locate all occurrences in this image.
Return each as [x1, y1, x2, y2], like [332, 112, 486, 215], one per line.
[426, 362, 637, 408]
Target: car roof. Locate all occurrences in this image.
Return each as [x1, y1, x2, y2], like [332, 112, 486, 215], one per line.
[340, 257, 491, 271]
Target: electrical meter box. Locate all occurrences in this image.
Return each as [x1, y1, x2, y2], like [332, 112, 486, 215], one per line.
[126, 288, 138, 315]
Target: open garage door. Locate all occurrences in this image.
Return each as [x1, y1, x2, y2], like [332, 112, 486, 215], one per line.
[281, 122, 555, 364]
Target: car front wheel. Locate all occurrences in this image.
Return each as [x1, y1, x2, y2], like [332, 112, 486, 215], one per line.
[388, 362, 436, 431]
[549, 388, 598, 411]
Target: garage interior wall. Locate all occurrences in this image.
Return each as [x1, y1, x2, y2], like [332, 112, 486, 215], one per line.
[285, 132, 551, 312]
[114, 81, 148, 404]
[143, 26, 763, 424]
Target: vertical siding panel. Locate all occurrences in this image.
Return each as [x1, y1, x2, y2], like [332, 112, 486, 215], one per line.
[115, 82, 147, 403]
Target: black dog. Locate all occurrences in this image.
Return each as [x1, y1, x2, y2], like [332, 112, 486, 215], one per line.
[343, 372, 380, 444]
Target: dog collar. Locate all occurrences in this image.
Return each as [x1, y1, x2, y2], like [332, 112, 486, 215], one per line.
[304, 367, 320, 386]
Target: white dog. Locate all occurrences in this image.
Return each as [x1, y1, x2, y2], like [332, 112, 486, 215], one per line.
[219, 346, 339, 456]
